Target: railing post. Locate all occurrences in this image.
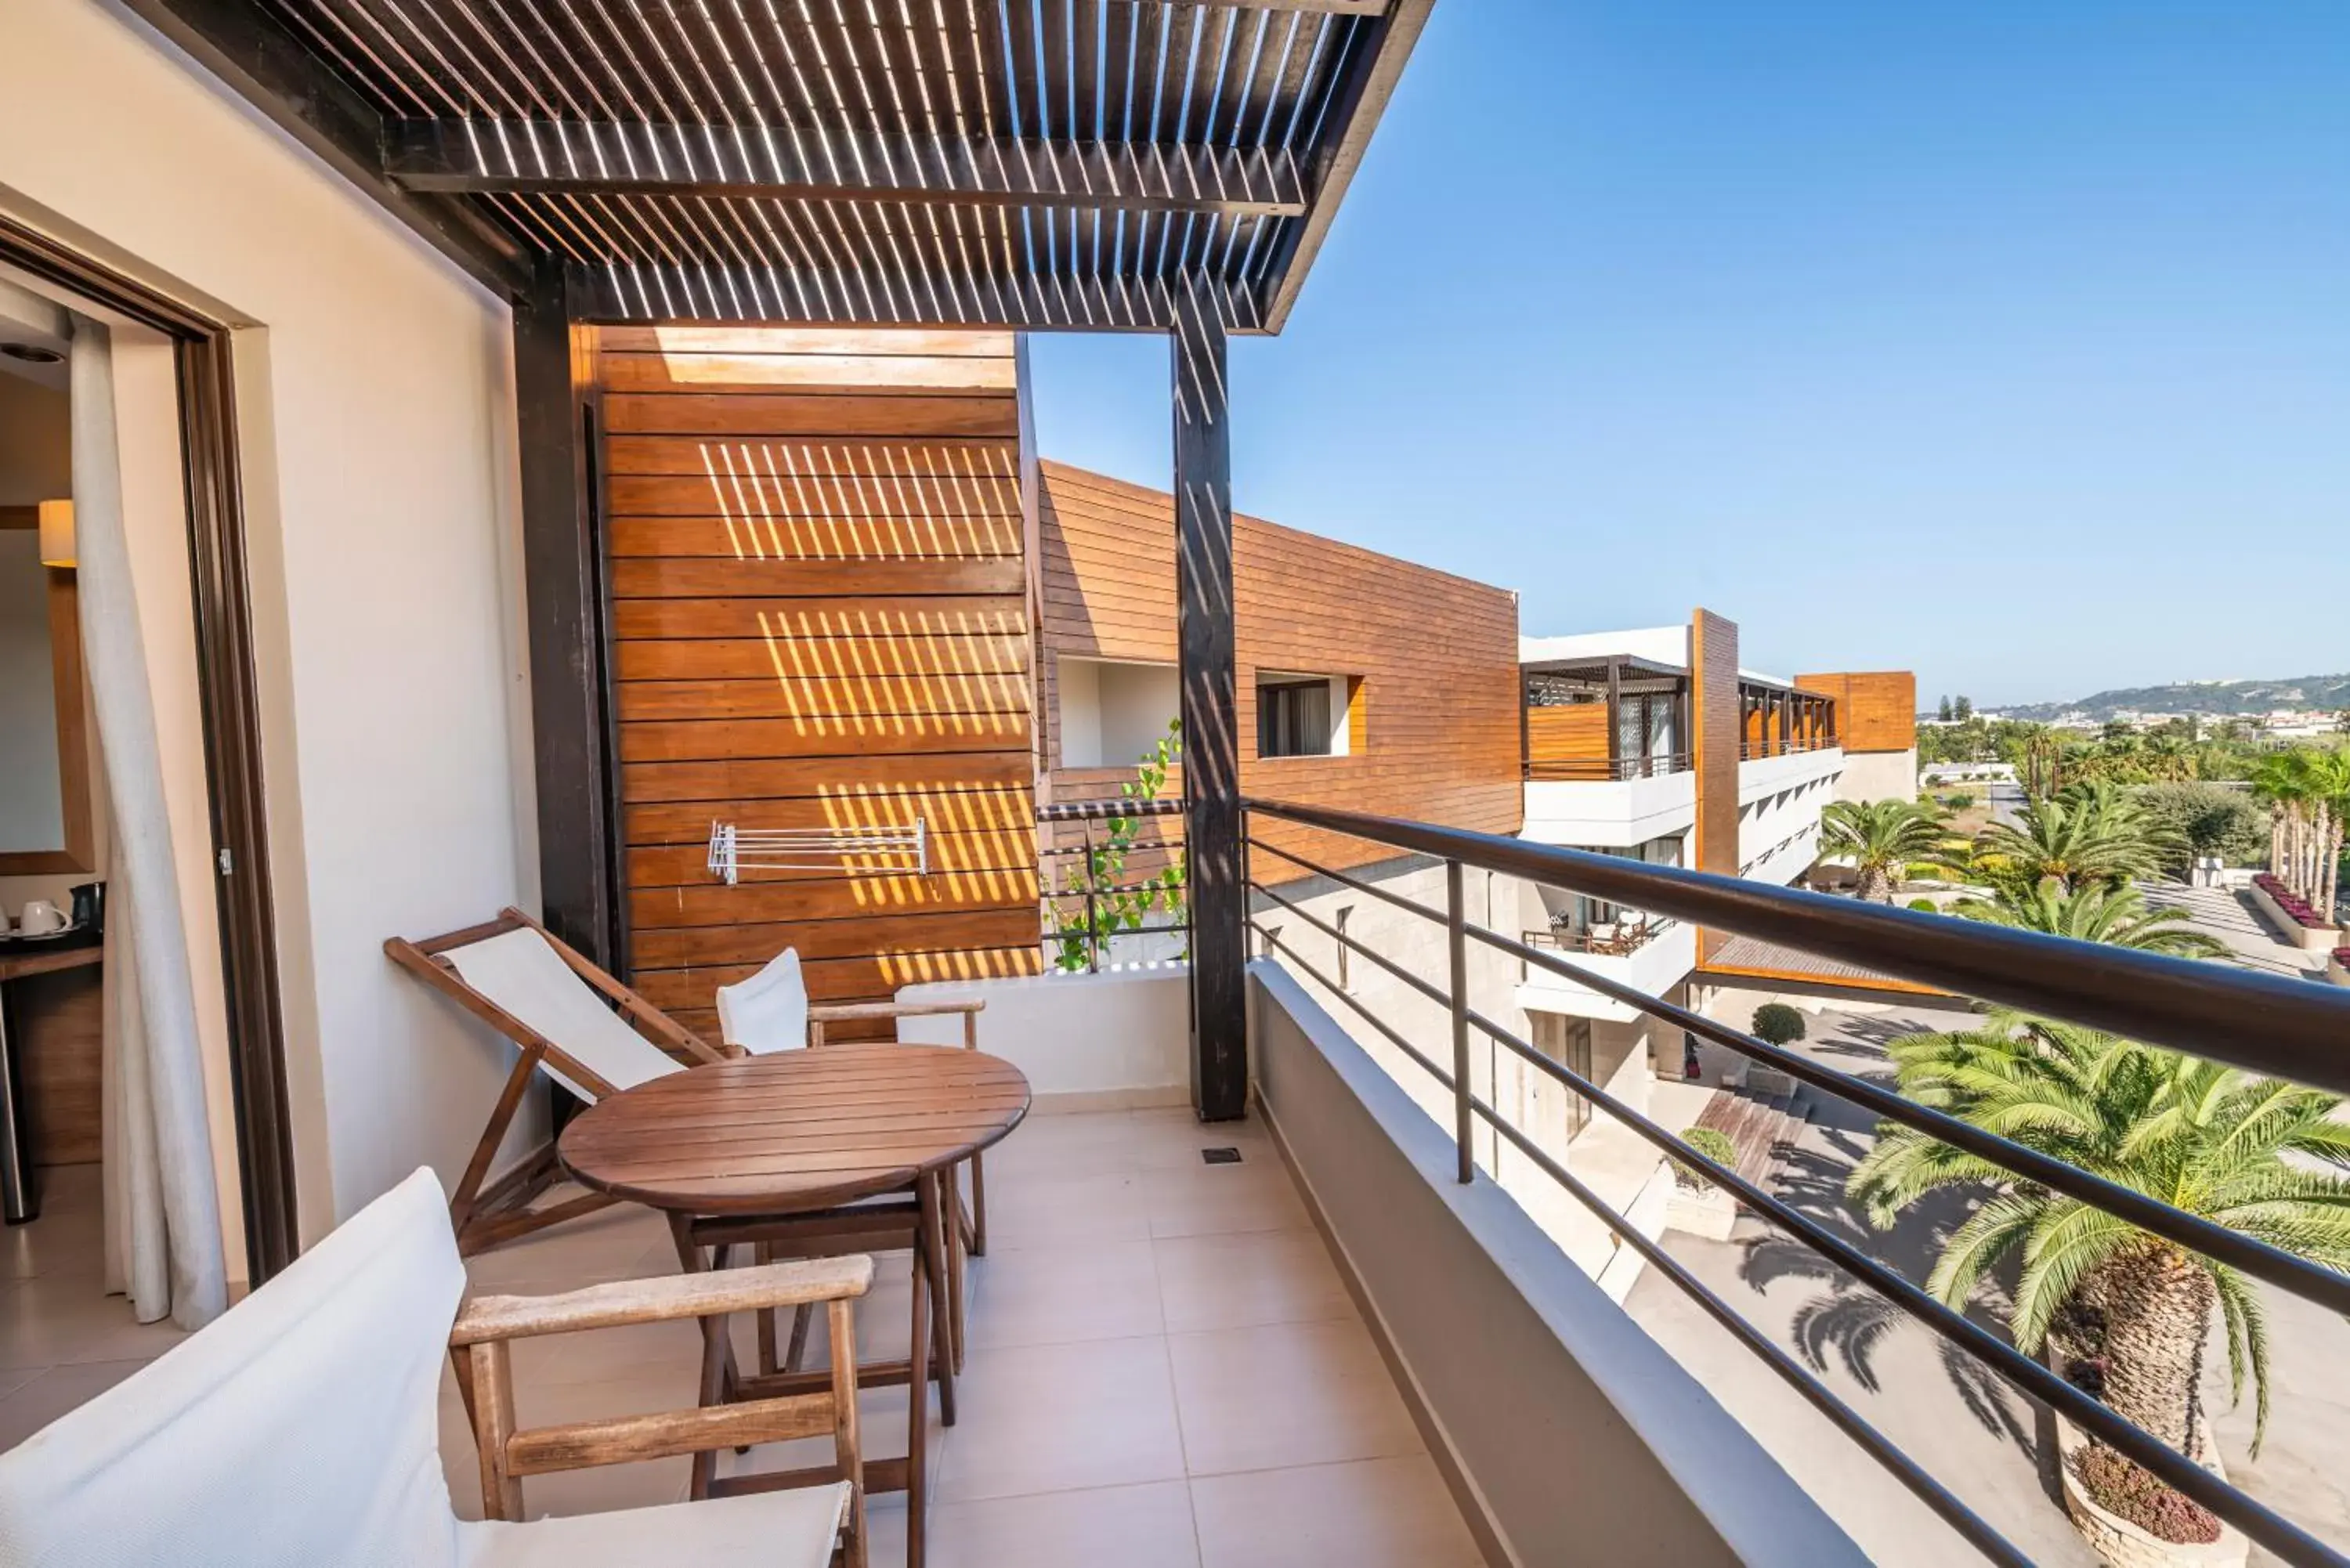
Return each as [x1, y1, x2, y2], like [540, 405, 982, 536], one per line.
[1447, 858, 1471, 1183]
[1083, 819, 1099, 974]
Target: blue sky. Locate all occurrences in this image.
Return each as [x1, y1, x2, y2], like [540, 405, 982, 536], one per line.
[1029, 2, 2350, 710]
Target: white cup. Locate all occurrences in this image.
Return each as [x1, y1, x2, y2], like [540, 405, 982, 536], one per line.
[17, 900, 66, 936]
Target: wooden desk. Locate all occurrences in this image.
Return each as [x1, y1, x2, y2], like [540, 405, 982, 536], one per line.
[557, 1044, 1030, 1568]
[0, 941, 102, 1223]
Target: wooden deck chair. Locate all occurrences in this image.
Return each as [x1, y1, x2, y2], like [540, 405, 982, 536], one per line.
[384, 908, 729, 1256]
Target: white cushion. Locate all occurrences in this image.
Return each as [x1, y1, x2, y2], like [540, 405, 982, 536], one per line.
[443, 927, 684, 1100]
[457, 1483, 848, 1568]
[716, 948, 808, 1056]
[0, 1169, 468, 1568]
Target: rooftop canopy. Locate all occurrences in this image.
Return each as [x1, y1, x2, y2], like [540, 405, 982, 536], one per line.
[134, 0, 1429, 330]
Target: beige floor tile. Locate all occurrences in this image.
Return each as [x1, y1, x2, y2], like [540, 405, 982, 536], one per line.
[1123, 1109, 1275, 1171]
[1191, 1455, 1480, 1568]
[982, 1115, 1152, 1181]
[1167, 1320, 1423, 1477]
[920, 1479, 1202, 1568]
[977, 1171, 1151, 1252]
[967, 1240, 1162, 1349]
[0, 1359, 156, 1449]
[0, 1274, 187, 1371]
[1154, 1231, 1354, 1334]
[1141, 1164, 1310, 1240]
[937, 1335, 1186, 1503]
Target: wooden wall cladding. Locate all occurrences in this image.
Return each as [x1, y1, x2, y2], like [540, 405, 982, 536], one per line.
[1793, 670, 1916, 753]
[1034, 461, 1522, 875]
[1525, 705, 1608, 768]
[603, 327, 1040, 1040]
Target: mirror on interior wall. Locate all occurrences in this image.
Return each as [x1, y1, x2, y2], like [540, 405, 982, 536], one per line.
[0, 339, 92, 883]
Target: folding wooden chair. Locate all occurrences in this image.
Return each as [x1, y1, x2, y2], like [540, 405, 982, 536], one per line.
[386, 907, 982, 1374]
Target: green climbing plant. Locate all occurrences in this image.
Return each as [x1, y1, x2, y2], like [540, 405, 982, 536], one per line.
[1051, 718, 1190, 971]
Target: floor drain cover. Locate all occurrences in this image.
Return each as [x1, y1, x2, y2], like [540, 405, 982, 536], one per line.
[1201, 1147, 1243, 1165]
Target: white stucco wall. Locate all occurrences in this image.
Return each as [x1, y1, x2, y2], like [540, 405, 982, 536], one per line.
[1836, 748, 1918, 804]
[895, 966, 1191, 1108]
[3, 0, 537, 1234]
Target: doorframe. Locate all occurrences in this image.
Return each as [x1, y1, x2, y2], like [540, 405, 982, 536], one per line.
[0, 213, 299, 1284]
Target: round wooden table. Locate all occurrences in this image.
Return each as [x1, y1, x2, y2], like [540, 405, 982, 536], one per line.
[557, 1043, 1031, 1567]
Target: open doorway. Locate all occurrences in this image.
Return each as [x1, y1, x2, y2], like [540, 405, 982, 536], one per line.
[0, 219, 293, 1415]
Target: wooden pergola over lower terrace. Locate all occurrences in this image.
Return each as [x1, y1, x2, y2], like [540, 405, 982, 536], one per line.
[132, 0, 1436, 1118]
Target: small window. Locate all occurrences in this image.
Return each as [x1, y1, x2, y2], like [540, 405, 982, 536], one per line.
[1258, 679, 1331, 757]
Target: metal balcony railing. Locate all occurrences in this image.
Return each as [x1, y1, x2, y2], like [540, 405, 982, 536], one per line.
[1522, 752, 1692, 782]
[1739, 735, 1842, 761]
[1036, 798, 1188, 974]
[1239, 796, 2350, 1568]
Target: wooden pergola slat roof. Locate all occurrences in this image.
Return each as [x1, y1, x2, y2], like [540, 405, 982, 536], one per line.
[133, 0, 1431, 331]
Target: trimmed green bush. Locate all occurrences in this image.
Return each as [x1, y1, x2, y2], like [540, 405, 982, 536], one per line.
[1672, 1125, 1737, 1190]
[1751, 1003, 1806, 1046]
[1907, 897, 1939, 913]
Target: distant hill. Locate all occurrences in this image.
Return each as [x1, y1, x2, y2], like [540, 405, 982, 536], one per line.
[1995, 676, 2350, 722]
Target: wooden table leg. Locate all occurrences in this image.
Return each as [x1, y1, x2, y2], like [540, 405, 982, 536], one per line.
[668, 1213, 743, 1499]
[920, 1172, 956, 1427]
[906, 1190, 932, 1568]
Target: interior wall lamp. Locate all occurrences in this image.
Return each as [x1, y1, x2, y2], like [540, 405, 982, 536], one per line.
[37, 499, 74, 569]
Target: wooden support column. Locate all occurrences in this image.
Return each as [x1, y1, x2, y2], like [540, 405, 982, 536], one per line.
[512, 258, 619, 967]
[1604, 657, 1623, 777]
[1173, 286, 1246, 1122]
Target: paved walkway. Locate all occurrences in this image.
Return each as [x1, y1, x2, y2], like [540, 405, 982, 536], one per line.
[2140, 882, 2328, 983]
[1627, 1001, 2350, 1566]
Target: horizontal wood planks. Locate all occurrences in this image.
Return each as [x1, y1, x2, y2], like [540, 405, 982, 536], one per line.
[1034, 461, 1521, 874]
[608, 328, 1040, 1038]
[1793, 670, 1916, 754]
[1526, 706, 1608, 766]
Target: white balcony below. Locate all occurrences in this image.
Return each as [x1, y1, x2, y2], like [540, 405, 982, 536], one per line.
[1522, 768, 1697, 847]
[1736, 745, 1843, 804]
[1515, 919, 1700, 1022]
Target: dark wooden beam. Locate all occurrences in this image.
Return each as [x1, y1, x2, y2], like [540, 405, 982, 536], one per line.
[113, 0, 528, 299]
[512, 260, 618, 967]
[1173, 283, 1246, 1122]
[565, 263, 1266, 334]
[388, 121, 1307, 218]
[1261, 0, 1435, 331]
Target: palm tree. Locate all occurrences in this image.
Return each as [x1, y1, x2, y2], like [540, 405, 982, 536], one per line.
[2299, 750, 2350, 920]
[2250, 751, 2312, 899]
[1970, 782, 2183, 895]
[1949, 881, 2228, 959]
[1818, 799, 1954, 903]
[1849, 1013, 2350, 1467]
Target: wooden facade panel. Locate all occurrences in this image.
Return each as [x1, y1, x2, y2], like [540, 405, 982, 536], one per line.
[612, 558, 1028, 600]
[605, 436, 1016, 480]
[1690, 609, 1741, 963]
[605, 393, 1018, 439]
[616, 634, 1029, 682]
[606, 328, 1041, 1027]
[1526, 705, 1608, 765]
[620, 713, 1032, 764]
[613, 598, 1027, 640]
[1035, 461, 1521, 874]
[1794, 670, 1916, 754]
[607, 470, 1021, 519]
[609, 515, 1022, 561]
[632, 870, 1042, 930]
[616, 672, 1032, 723]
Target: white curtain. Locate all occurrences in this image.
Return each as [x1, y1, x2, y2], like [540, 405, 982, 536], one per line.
[70, 315, 228, 1331]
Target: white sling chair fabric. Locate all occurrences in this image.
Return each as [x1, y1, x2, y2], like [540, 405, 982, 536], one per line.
[0, 1169, 468, 1567]
[0, 1169, 851, 1568]
[441, 927, 683, 1101]
[714, 947, 808, 1055]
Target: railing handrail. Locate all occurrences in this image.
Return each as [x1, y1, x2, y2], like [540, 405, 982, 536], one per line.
[1242, 797, 2350, 1566]
[1523, 751, 1692, 782]
[1244, 795, 2350, 1098]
